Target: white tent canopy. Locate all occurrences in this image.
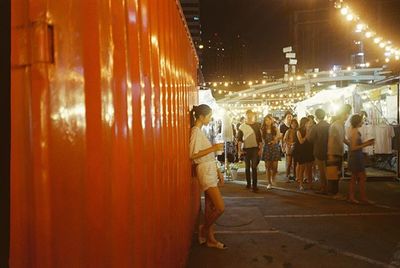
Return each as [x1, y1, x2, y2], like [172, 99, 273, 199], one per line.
[295, 84, 356, 118]
[199, 89, 233, 141]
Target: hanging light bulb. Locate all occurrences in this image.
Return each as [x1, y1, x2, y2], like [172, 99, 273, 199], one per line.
[355, 23, 365, 32]
[374, 37, 382, 44]
[365, 32, 373, 38]
[340, 7, 349, 15]
[346, 14, 354, 21]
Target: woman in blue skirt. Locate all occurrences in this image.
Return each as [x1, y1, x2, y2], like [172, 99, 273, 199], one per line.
[261, 115, 281, 189]
[348, 114, 374, 204]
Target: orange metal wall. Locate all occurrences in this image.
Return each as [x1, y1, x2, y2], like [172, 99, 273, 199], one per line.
[11, 0, 199, 267]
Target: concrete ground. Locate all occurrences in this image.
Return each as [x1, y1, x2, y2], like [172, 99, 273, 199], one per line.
[187, 161, 400, 268]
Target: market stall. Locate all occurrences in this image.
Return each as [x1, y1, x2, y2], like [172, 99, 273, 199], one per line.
[295, 83, 399, 178]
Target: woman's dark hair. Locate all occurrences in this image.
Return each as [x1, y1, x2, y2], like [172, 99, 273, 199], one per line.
[298, 117, 309, 136]
[190, 104, 212, 127]
[350, 114, 362, 128]
[290, 119, 299, 129]
[283, 110, 292, 120]
[262, 115, 277, 138]
[307, 115, 316, 125]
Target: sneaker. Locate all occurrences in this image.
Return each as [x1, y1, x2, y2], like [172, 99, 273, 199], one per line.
[299, 186, 304, 191]
[246, 185, 251, 189]
[267, 184, 272, 190]
[252, 187, 259, 193]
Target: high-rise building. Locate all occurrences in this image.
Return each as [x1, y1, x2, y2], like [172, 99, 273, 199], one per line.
[230, 34, 248, 81]
[202, 33, 226, 81]
[180, 0, 201, 48]
[292, 7, 351, 71]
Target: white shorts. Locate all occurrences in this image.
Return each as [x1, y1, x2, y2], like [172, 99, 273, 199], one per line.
[196, 161, 219, 191]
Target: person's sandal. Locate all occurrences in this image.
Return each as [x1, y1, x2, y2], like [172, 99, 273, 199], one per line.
[207, 241, 227, 249]
[347, 198, 360, 204]
[360, 200, 375, 205]
[198, 225, 206, 245]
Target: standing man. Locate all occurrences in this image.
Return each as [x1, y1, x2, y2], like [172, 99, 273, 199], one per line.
[236, 116, 246, 161]
[327, 104, 352, 197]
[280, 111, 293, 139]
[238, 110, 263, 192]
[307, 109, 330, 194]
[280, 111, 294, 181]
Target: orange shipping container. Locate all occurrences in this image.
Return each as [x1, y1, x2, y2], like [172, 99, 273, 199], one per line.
[11, 0, 199, 267]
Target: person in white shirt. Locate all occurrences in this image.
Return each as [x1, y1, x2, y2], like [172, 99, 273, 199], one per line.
[189, 104, 227, 250]
[327, 104, 351, 196]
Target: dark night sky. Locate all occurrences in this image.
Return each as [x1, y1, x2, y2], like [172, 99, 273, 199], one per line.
[200, 0, 292, 69]
[200, 0, 400, 78]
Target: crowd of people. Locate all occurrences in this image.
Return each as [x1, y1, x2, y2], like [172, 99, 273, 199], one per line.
[188, 103, 375, 250]
[233, 105, 374, 205]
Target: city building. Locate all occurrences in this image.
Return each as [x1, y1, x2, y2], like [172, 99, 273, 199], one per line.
[180, 0, 202, 49]
[202, 33, 227, 81]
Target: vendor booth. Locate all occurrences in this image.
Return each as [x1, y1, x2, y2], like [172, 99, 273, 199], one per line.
[199, 89, 236, 178]
[295, 83, 400, 178]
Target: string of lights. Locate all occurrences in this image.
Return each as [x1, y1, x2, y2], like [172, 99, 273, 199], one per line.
[201, 74, 312, 88]
[335, 0, 400, 63]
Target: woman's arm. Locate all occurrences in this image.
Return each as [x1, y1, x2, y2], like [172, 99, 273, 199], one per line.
[283, 131, 289, 143]
[273, 132, 281, 144]
[191, 144, 221, 160]
[297, 130, 307, 144]
[350, 129, 374, 151]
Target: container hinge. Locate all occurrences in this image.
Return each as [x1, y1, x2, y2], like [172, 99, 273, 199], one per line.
[12, 21, 55, 67]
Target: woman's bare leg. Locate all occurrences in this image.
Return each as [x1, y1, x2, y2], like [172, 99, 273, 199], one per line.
[358, 172, 370, 203]
[272, 161, 278, 183]
[305, 163, 313, 189]
[286, 155, 292, 178]
[265, 162, 271, 185]
[348, 173, 358, 202]
[204, 187, 225, 243]
[297, 164, 305, 188]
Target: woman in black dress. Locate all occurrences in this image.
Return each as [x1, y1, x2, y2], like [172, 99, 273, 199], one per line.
[294, 117, 314, 190]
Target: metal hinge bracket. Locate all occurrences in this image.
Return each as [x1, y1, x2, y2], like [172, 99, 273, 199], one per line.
[12, 21, 54, 67]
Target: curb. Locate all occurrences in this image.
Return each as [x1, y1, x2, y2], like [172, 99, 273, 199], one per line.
[226, 180, 400, 211]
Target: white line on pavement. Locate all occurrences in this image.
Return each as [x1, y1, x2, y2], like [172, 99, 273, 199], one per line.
[279, 230, 393, 268]
[264, 212, 400, 218]
[201, 196, 265, 199]
[214, 230, 280, 234]
[212, 228, 393, 267]
[390, 242, 400, 267]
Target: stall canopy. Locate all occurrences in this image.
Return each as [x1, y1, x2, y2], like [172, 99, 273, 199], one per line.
[199, 89, 233, 141]
[295, 84, 356, 117]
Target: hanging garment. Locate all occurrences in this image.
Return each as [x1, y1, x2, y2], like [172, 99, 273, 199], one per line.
[374, 125, 395, 154]
[392, 125, 400, 150]
[359, 124, 375, 155]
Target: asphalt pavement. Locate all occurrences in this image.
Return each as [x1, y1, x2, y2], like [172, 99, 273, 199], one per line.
[187, 164, 400, 268]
